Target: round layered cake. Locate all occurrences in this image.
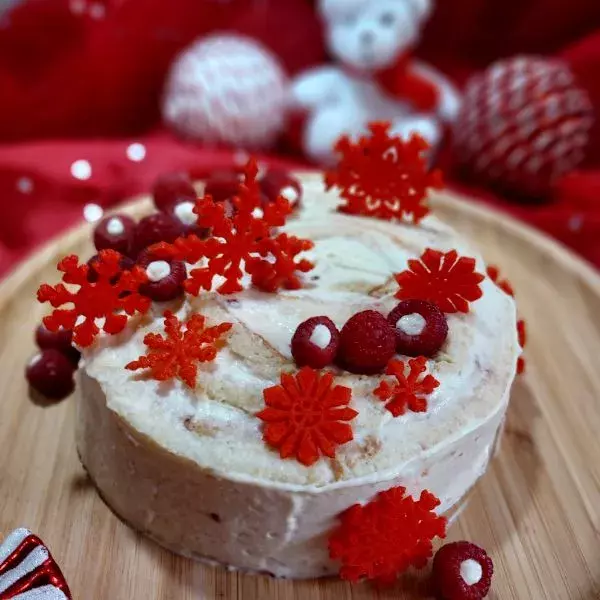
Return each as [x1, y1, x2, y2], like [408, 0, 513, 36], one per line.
[76, 176, 520, 579]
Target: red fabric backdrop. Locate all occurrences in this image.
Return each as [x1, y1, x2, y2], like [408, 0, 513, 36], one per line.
[0, 0, 599, 277]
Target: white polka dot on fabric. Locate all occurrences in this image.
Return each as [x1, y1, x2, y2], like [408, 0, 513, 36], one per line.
[16, 177, 34, 194]
[126, 142, 146, 162]
[71, 159, 92, 181]
[70, 0, 86, 14]
[83, 203, 104, 223]
[568, 214, 583, 232]
[89, 2, 105, 19]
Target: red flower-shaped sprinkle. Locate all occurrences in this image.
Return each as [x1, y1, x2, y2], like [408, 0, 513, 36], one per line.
[395, 249, 485, 313]
[126, 311, 232, 388]
[329, 486, 447, 585]
[37, 250, 151, 347]
[257, 367, 357, 466]
[517, 319, 527, 374]
[374, 357, 440, 416]
[324, 121, 443, 224]
[486, 265, 515, 297]
[150, 158, 314, 295]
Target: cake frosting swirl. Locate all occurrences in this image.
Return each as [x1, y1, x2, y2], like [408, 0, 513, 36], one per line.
[77, 177, 519, 578]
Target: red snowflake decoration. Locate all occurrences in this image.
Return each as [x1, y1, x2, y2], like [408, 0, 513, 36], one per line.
[150, 158, 314, 295]
[126, 310, 232, 388]
[487, 265, 527, 373]
[486, 265, 515, 296]
[374, 357, 440, 417]
[329, 486, 447, 585]
[256, 367, 357, 466]
[324, 121, 443, 224]
[37, 249, 151, 347]
[395, 248, 485, 313]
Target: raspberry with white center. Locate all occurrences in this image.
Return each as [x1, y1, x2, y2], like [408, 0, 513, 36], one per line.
[167, 200, 210, 239]
[35, 324, 81, 366]
[388, 300, 448, 357]
[93, 214, 135, 256]
[137, 249, 187, 302]
[291, 316, 340, 369]
[338, 310, 396, 374]
[153, 172, 196, 211]
[260, 169, 302, 209]
[432, 541, 494, 600]
[26, 349, 76, 402]
[204, 170, 242, 202]
[132, 213, 181, 257]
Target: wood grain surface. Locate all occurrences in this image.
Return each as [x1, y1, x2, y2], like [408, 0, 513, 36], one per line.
[0, 184, 599, 600]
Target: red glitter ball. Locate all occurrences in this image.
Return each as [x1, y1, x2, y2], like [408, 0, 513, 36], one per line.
[26, 349, 76, 401]
[388, 299, 448, 357]
[291, 316, 340, 369]
[37, 250, 151, 347]
[395, 249, 485, 313]
[374, 357, 440, 416]
[257, 367, 357, 466]
[126, 310, 232, 388]
[153, 172, 196, 212]
[132, 213, 181, 257]
[432, 541, 494, 600]
[137, 249, 187, 302]
[204, 169, 242, 202]
[166, 200, 210, 239]
[329, 486, 447, 585]
[260, 169, 302, 208]
[150, 158, 314, 295]
[93, 214, 136, 256]
[324, 121, 443, 223]
[35, 324, 80, 366]
[338, 310, 396, 374]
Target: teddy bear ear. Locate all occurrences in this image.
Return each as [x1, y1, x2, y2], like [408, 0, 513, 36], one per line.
[407, 0, 433, 21]
[319, 0, 365, 21]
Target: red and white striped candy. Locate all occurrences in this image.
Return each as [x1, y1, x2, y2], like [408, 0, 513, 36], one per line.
[454, 56, 595, 198]
[0, 529, 71, 599]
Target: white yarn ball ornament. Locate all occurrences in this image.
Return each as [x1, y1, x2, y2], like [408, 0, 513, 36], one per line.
[163, 35, 289, 149]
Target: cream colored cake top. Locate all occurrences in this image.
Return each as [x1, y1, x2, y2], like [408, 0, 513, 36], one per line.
[82, 179, 520, 489]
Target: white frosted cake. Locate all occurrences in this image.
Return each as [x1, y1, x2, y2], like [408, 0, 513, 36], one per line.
[76, 176, 520, 579]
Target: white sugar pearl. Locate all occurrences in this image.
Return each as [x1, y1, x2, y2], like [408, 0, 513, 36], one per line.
[146, 261, 171, 282]
[106, 217, 125, 236]
[309, 324, 331, 349]
[71, 159, 92, 180]
[252, 207, 264, 219]
[126, 142, 146, 162]
[460, 559, 483, 586]
[280, 185, 298, 202]
[174, 201, 197, 226]
[396, 313, 426, 336]
[16, 177, 33, 194]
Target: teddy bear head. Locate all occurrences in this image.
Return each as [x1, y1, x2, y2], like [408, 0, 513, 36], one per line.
[320, 0, 432, 70]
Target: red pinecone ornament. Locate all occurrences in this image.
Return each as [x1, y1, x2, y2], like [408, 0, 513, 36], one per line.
[454, 56, 594, 198]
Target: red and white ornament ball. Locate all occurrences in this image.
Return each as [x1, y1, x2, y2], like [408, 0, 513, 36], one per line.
[163, 35, 289, 149]
[454, 56, 595, 198]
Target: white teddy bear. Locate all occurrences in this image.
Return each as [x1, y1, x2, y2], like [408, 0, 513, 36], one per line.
[290, 0, 461, 165]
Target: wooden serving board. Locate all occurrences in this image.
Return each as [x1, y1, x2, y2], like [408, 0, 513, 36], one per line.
[0, 186, 599, 600]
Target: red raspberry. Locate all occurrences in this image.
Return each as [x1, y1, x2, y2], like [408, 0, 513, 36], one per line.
[137, 249, 187, 302]
[204, 170, 242, 202]
[338, 310, 396, 374]
[35, 324, 81, 366]
[432, 541, 494, 600]
[291, 316, 340, 369]
[166, 200, 210, 239]
[153, 172, 196, 212]
[388, 300, 448, 357]
[93, 214, 136, 256]
[260, 169, 302, 208]
[87, 254, 135, 283]
[26, 349, 76, 402]
[132, 213, 181, 257]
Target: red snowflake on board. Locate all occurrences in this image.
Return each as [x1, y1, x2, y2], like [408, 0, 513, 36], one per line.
[395, 248, 485, 313]
[487, 265, 527, 374]
[37, 249, 150, 347]
[150, 158, 314, 295]
[328, 486, 447, 585]
[256, 367, 357, 466]
[126, 310, 232, 388]
[374, 357, 440, 417]
[324, 121, 443, 224]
